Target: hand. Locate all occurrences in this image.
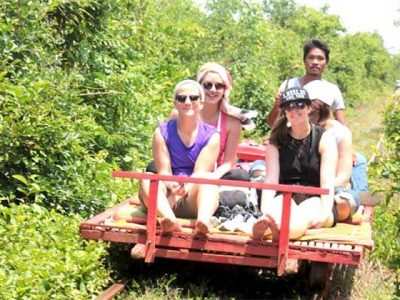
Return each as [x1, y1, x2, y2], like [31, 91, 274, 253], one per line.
[310, 209, 331, 229]
[262, 138, 271, 146]
[167, 182, 186, 196]
[274, 92, 282, 107]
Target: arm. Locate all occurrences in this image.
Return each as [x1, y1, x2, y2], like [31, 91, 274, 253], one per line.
[333, 109, 345, 124]
[267, 91, 282, 128]
[335, 126, 353, 188]
[260, 144, 280, 214]
[318, 131, 338, 223]
[182, 132, 220, 192]
[212, 116, 241, 179]
[332, 85, 346, 124]
[152, 128, 183, 194]
[153, 128, 172, 176]
[192, 132, 220, 176]
[220, 100, 243, 121]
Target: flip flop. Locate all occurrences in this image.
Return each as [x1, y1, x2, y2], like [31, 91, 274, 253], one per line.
[359, 191, 381, 206]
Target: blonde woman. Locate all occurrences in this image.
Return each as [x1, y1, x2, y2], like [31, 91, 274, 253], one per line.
[139, 80, 220, 234]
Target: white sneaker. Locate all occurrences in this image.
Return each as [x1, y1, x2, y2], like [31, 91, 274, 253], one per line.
[219, 213, 245, 231]
[236, 214, 258, 235]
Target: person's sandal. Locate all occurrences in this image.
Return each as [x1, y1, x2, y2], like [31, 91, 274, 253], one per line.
[359, 191, 381, 206]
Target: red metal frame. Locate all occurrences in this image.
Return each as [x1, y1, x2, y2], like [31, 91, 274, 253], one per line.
[236, 141, 267, 161]
[80, 171, 371, 275]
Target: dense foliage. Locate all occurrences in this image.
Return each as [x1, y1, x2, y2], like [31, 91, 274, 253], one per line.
[369, 96, 400, 271]
[0, 0, 399, 297]
[0, 0, 398, 216]
[0, 203, 110, 299]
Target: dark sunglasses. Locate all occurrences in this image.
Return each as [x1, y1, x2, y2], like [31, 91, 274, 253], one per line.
[283, 101, 307, 111]
[175, 94, 200, 103]
[202, 81, 226, 90]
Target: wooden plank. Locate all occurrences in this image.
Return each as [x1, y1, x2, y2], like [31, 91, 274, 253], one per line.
[288, 249, 362, 265]
[95, 281, 126, 300]
[155, 248, 278, 268]
[323, 242, 331, 249]
[80, 199, 130, 227]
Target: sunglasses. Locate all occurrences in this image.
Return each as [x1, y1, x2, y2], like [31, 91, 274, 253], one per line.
[175, 94, 200, 103]
[202, 81, 226, 90]
[283, 101, 307, 111]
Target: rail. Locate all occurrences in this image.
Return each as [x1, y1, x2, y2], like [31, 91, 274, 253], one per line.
[111, 171, 329, 275]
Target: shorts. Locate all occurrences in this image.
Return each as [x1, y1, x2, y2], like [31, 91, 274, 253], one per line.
[172, 194, 197, 219]
[335, 188, 361, 215]
[139, 191, 197, 220]
[285, 193, 338, 227]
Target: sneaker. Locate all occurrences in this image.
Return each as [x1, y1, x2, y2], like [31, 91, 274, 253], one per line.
[240, 109, 258, 120]
[236, 213, 258, 235]
[241, 118, 256, 131]
[209, 216, 222, 227]
[219, 213, 246, 231]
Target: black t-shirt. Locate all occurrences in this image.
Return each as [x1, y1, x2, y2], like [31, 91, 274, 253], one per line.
[278, 124, 325, 187]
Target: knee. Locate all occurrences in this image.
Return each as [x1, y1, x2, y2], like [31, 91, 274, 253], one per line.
[354, 152, 367, 166]
[335, 197, 351, 221]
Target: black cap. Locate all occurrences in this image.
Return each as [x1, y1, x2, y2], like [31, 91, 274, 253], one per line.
[281, 87, 311, 107]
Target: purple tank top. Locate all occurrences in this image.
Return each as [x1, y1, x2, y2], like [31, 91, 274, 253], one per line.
[159, 119, 217, 176]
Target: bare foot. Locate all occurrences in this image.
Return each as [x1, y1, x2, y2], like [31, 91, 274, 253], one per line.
[266, 213, 280, 242]
[252, 216, 270, 240]
[160, 217, 182, 232]
[195, 220, 210, 235]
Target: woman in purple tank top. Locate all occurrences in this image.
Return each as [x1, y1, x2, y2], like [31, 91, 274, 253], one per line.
[139, 80, 220, 234]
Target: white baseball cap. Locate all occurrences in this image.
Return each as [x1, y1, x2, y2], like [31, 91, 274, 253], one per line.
[304, 80, 334, 107]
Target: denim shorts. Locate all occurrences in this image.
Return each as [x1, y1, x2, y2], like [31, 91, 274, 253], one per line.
[335, 188, 361, 215]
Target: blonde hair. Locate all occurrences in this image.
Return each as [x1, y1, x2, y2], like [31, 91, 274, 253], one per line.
[173, 79, 205, 102]
[196, 62, 231, 89]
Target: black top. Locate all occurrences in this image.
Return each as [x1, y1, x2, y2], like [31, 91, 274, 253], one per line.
[279, 124, 325, 187]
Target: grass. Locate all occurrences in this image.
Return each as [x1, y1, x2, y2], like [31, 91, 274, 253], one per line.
[330, 89, 400, 300]
[102, 89, 399, 299]
[346, 91, 386, 158]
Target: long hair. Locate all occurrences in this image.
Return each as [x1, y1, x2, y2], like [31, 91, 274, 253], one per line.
[196, 62, 232, 107]
[269, 116, 291, 148]
[310, 99, 331, 123]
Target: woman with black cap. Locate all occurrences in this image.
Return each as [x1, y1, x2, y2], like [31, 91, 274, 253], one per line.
[252, 87, 338, 241]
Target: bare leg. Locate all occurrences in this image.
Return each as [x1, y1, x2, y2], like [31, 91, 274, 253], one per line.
[266, 213, 280, 242]
[190, 179, 219, 235]
[139, 178, 182, 232]
[334, 194, 351, 221]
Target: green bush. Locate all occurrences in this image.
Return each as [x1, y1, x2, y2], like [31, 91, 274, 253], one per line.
[1, 0, 398, 216]
[369, 98, 400, 272]
[0, 203, 111, 299]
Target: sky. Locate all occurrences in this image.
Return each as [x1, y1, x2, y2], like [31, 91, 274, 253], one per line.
[294, 0, 400, 54]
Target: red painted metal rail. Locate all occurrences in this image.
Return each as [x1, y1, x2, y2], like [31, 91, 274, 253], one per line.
[110, 171, 328, 275]
[80, 171, 371, 279]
